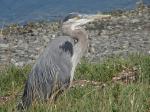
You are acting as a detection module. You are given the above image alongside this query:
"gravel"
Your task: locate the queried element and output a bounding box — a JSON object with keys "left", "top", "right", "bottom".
{"left": 0, "top": 4, "right": 150, "bottom": 67}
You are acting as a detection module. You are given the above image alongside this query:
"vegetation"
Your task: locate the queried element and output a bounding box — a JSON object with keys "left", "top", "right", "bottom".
{"left": 0, "top": 54, "right": 150, "bottom": 112}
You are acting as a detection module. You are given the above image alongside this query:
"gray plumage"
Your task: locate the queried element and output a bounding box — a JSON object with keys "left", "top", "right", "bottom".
{"left": 17, "top": 13, "right": 97, "bottom": 110}
{"left": 20, "top": 37, "right": 75, "bottom": 109}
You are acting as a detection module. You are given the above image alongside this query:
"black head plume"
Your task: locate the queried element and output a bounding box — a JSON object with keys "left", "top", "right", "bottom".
{"left": 63, "top": 12, "right": 81, "bottom": 22}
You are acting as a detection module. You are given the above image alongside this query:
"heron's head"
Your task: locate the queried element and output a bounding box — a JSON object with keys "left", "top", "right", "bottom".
{"left": 62, "top": 12, "right": 96, "bottom": 30}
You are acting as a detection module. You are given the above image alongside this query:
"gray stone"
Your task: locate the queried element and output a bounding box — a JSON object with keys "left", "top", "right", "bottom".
{"left": 0, "top": 44, "right": 9, "bottom": 48}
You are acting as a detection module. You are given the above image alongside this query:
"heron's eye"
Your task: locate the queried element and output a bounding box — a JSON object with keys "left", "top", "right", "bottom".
{"left": 73, "top": 38, "right": 78, "bottom": 44}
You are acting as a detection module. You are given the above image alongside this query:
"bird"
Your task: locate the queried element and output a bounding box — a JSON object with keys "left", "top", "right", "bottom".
{"left": 17, "top": 12, "right": 100, "bottom": 110}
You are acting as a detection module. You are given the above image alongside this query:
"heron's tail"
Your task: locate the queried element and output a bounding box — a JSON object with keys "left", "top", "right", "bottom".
{"left": 17, "top": 82, "right": 33, "bottom": 111}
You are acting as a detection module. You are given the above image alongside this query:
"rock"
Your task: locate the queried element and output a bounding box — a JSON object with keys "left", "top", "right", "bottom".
{"left": 51, "top": 34, "right": 56, "bottom": 39}
{"left": 131, "top": 19, "right": 140, "bottom": 23}
{"left": 88, "top": 47, "right": 95, "bottom": 54}
{"left": 0, "top": 44, "right": 9, "bottom": 48}
{"left": 15, "top": 62, "right": 24, "bottom": 67}
{"left": 43, "top": 36, "right": 50, "bottom": 43}
{"left": 32, "top": 29, "right": 39, "bottom": 35}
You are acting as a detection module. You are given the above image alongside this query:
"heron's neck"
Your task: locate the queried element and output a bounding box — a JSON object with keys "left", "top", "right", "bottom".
{"left": 72, "top": 28, "right": 88, "bottom": 46}
{"left": 62, "top": 25, "right": 88, "bottom": 44}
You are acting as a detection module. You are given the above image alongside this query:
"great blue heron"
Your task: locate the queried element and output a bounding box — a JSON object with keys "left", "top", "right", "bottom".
{"left": 17, "top": 13, "right": 101, "bottom": 110}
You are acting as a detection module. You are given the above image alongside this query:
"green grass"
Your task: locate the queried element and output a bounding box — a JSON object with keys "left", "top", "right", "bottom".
{"left": 0, "top": 65, "right": 31, "bottom": 96}
{"left": 0, "top": 54, "right": 150, "bottom": 112}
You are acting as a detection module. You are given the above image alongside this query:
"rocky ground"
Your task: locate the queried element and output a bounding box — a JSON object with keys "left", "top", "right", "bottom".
{"left": 0, "top": 3, "right": 150, "bottom": 67}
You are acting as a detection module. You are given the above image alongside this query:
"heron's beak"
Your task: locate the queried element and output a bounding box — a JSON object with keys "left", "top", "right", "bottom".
{"left": 82, "top": 14, "right": 111, "bottom": 22}
{"left": 74, "top": 17, "right": 94, "bottom": 27}
{"left": 70, "top": 13, "right": 111, "bottom": 30}
{"left": 75, "top": 13, "right": 111, "bottom": 26}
